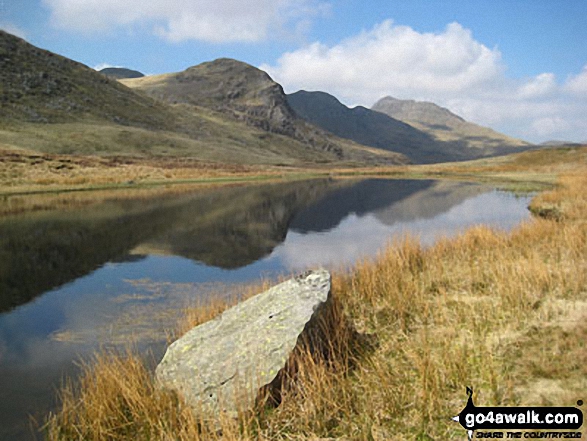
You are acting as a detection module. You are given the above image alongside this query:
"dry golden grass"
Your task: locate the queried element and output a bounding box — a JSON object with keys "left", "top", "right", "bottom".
{"left": 44, "top": 161, "right": 587, "bottom": 440}
{"left": 0, "top": 146, "right": 287, "bottom": 196}
{"left": 4, "top": 143, "right": 585, "bottom": 198}
{"left": 404, "top": 145, "right": 587, "bottom": 188}
{"left": 330, "top": 145, "right": 587, "bottom": 192}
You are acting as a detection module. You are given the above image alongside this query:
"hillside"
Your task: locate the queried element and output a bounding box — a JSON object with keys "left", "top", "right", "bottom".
{"left": 120, "top": 59, "right": 406, "bottom": 164}
{"left": 99, "top": 67, "right": 145, "bottom": 79}
{"left": 0, "top": 30, "right": 171, "bottom": 128}
{"left": 372, "top": 96, "right": 531, "bottom": 154}
{"left": 0, "top": 31, "right": 404, "bottom": 166}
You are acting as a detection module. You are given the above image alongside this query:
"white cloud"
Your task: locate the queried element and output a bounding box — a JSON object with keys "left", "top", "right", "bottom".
{"left": 264, "top": 20, "right": 587, "bottom": 143}
{"left": 0, "top": 22, "right": 27, "bottom": 39}
{"left": 517, "top": 73, "right": 558, "bottom": 99}
{"left": 531, "top": 116, "right": 572, "bottom": 138}
{"left": 566, "top": 66, "right": 587, "bottom": 96}
{"left": 42, "top": 0, "right": 328, "bottom": 43}
{"left": 263, "top": 21, "right": 504, "bottom": 104}
{"left": 93, "top": 63, "right": 120, "bottom": 71}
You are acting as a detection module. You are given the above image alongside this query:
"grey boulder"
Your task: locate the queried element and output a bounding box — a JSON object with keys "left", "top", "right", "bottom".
{"left": 155, "top": 268, "right": 333, "bottom": 418}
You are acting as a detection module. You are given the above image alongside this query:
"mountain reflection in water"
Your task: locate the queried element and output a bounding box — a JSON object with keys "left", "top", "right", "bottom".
{"left": 0, "top": 179, "right": 532, "bottom": 440}
{"left": 0, "top": 179, "right": 339, "bottom": 313}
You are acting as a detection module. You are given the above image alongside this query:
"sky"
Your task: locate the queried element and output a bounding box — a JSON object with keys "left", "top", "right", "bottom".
{"left": 1, "top": 0, "right": 587, "bottom": 143}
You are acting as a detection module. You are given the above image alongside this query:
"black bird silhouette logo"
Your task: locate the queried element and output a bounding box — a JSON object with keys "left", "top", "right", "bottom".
{"left": 452, "top": 386, "right": 476, "bottom": 440}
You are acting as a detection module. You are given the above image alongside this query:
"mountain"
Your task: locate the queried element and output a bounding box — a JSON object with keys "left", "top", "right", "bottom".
{"left": 99, "top": 67, "right": 145, "bottom": 79}
{"left": 121, "top": 58, "right": 308, "bottom": 140}
{"left": 0, "top": 31, "right": 405, "bottom": 166}
{"left": 539, "top": 140, "right": 583, "bottom": 147}
{"left": 287, "top": 91, "right": 533, "bottom": 163}
{"left": 372, "top": 96, "right": 531, "bottom": 156}
{"left": 120, "top": 59, "right": 406, "bottom": 164}
{"left": 287, "top": 90, "right": 453, "bottom": 163}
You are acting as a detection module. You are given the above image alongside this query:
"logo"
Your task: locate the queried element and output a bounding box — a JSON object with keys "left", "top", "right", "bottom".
{"left": 452, "top": 387, "right": 583, "bottom": 440}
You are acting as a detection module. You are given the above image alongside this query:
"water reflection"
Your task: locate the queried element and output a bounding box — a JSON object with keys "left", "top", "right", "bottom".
{"left": 0, "top": 179, "right": 339, "bottom": 313}
{"left": 0, "top": 179, "right": 532, "bottom": 440}
{"left": 290, "top": 179, "right": 435, "bottom": 232}
{"left": 276, "top": 187, "right": 530, "bottom": 269}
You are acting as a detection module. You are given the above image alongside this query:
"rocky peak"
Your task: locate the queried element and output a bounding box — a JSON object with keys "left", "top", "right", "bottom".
{"left": 186, "top": 59, "right": 297, "bottom": 135}
{"left": 372, "top": 96, "right": 466, "bottom": 126}
{"left": 135, "top": 58, "right": 298, "bottom": 137}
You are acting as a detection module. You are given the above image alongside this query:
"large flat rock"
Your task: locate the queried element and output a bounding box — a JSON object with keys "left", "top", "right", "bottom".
{"left": 156, "top": 268, "right": 332, "bottom": 417}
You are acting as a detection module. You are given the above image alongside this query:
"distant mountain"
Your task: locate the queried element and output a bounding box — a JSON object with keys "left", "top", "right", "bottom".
{"left": 287, "top": 91, "right": 534, "bottom": 163}
{"left": 99, "top": 67, "right": 145, "bottom": 79}
{"left": 288, "top": 90, "right": 452, "bottom": 163}
{"left": 372, "top": 96, "right": 531, "bottom": 155}
{"left": 539, "top": 140, "right": 583, "bottom": 147}
{"left": 120, "top": 59, "right": 407, "bottom": 164}
{"left": 0, "top": 32, "right": 404, "bottom": 166}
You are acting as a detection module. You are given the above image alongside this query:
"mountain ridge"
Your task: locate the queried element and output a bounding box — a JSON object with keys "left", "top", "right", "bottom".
{"left": 122, "top": 58, "right": 301, "bottom": 138}
{"left": 288, "top": 91, "right": 534, "bottom": 163}
{"left": 288, "top": 90, "right": 449, "bottom": 163}
{"left": 0, "top": 31, "right": 405, "bottom": 166}
{"left": 120, "top": 58, "right": 407, "bottom": 164}
{"left": 1, "top": 29, "right": 534, "bottom": 167}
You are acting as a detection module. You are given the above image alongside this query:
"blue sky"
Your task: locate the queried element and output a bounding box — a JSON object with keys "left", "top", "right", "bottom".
{"left": 2, "top": 0, "right": 587, "bottom": 143}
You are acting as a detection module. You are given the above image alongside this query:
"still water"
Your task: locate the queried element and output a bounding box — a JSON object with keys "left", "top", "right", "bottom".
{"left": 0, "top": 178, "right": 532, "bottom": 439}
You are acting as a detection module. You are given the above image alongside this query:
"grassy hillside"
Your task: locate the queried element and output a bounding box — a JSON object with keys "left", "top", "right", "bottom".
{"left": 0, "top": 32, "right": 405, "bottom": 168}
{"left": 409, "top": 144, "right": 587, "bottom": 191}
{"left": 0, "top": 31, "right": 171, "bottom": 128}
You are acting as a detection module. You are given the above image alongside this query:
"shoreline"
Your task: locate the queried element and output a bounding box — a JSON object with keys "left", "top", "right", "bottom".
{"left": 3, "top": 145, "right": 580, "bottom": 198}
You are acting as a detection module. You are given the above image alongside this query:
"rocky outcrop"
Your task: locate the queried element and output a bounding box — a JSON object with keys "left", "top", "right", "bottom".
{"left": 155, "top": 269, "right": 337, "bottom": 418}
{"left": 168, "top": 58, "right": 299, "bottom": 137}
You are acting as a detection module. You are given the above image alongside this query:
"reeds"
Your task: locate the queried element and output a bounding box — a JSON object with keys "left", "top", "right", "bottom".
{"left": 45, "top": 169, "right": 587, "bottom": 440}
